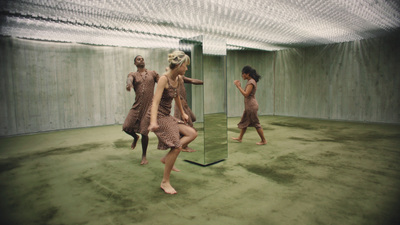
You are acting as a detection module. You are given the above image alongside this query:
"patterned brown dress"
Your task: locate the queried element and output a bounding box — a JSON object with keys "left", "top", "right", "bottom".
{"left": 237, "top": 79, "right": 261, "bottom": 129}
{"left": 143, "top": 76, "right": 185, "bottom": 150}
{"left": 174, "top": 76, "right": 196, "bottom": 127}
{"left": 123, "top": 70, "right": 159, "bottom": 136}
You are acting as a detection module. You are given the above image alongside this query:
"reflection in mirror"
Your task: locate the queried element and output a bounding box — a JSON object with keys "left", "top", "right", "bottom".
{"left": 181, "top": 36, "right": 228, "bottom": 166}
{"left": 179, "top": 37, "right": 205, "bottom": 165}
{"left": 204, "top": 113, "right": 227, "bottom": 164}
{"left": 203, "top": 53, "right": 227, "bottom": 165}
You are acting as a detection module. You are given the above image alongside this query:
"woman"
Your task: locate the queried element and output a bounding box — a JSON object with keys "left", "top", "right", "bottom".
{"left": 147, "top": 51, "right": 198, "bottom": 195}
{"left": 174, "top": 75, "right": 203, "bottom": 128}
{"left": 232, "top": 65, "right": 267, "bottom": 145}
{"left": 174, "top": 74, "right": 203, "bottom": 152}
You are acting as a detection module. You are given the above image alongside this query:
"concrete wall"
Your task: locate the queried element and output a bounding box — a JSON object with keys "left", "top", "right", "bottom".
{"left": 1, "top": 32, "right": 399, "bottom": 136}
{"left": 0, "top": 37, "right": 171, "bottom": 136}
{"left": 226, "top": 33, "right": 400, "bottom": 124}
{"left": 274, "top": 33, "right": 400, "bottom": 123}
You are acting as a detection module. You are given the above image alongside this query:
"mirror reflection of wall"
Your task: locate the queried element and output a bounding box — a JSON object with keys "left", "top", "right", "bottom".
{"left": 202, "top": 36, "right": 228, "bottom": 165}
{"left": 203, "top": 54, "right": 227, "bottom": 165}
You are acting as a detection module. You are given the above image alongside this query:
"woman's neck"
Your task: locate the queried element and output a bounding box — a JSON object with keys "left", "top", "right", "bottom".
{"left": 168, "top": 71, "right": 178, "bottom": 80}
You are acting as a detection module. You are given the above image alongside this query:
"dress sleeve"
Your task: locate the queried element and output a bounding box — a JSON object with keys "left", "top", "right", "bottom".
{"left": 127, "top": 72, "right": 135, "bottom": 85}
{"left": 249, "top": 79, "right": 256, "bottom": 87}
{"left": 153, "top": 71, "right": 160, "bottom": 82}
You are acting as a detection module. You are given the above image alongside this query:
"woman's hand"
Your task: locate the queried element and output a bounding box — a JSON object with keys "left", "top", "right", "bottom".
{"left": 148, "top": 122, "right": 159, "bottom": 132}
{"left": 234, "top": 80, "right": 241, "bottom": 87}
{"left": 182, "top": 113, "right": 189, "bottom": 123}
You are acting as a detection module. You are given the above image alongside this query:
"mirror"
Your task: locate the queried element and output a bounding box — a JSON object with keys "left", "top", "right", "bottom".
{"left": 203, "top": 50, "right": 227, "bottom": 165}
{"left": 179, "top": 37, "right": 205, "bottom": 165}
{"left": 181, "top": 36, "right": 228, "bottom": 166}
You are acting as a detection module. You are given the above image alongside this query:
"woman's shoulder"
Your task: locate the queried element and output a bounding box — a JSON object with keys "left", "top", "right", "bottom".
{"left": 248, "top": 79, "right": 257, "bottom": 85}
{"left": 157, "top": 74, "right": 168, "bottom": 86}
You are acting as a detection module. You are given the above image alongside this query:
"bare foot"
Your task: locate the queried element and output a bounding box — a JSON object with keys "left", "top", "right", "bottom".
{"left": 171, "top": 166, "right": 180, "bottom": 172}
{"left": 131, "top": 134, "right": 140, "bottom": 149}
{"left": 160, "top": 182, "right": 177, "bottom": 195}
{"left": 140, "top": 158, "right": 148, "bottom": 165}
{"left": 160, "top": 158, "right": 180, "bottom": 172}
{"left": 182, "top": 147, "right": 196, "bottom": 152}
{"left": 232, "top": 137, "right": 242, "bottom": 142}
{"left": 256, "top": 140, "right": 267, "bottom": 145}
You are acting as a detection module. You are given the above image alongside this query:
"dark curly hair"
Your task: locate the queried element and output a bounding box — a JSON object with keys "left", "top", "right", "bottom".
{"left": 242, "top": 65, "right": 261, "bottom": 82}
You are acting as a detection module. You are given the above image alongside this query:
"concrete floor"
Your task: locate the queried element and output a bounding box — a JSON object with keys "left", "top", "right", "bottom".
{"left": 0, "top": 116, "right": 399, "bottom": 225}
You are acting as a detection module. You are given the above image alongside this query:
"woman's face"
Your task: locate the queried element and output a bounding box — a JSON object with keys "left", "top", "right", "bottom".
{"left": 242, "top": 72, "right": 250, "bottom": 80}
{"left": 177, "top": 62, "right": 188, "bottom": 75}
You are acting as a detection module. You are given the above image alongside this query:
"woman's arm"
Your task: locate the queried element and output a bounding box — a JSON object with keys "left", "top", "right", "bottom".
{"left": 234, "top": 80, "right": 253, "bottom": 97}
{"left": 174, "top": 83, "right": 189, "bottom": 122}
{"left": 183, "top": 75, "right": 203, "bottom": 85}
{"left": 148, "top": 75, "right": 167, "bottom": 131}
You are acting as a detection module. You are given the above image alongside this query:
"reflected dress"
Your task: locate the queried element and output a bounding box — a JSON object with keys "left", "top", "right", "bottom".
{"left": 174, "top": 76, "right": 196, "bottom": 127}
{"left": 143, "top": 76, "right": 185, "bottom": 150}
{"left": 122, "top": 70, "right": 159, "bottom": 136}
{"left": 237, "top": 79, "right": 261, "bottom": 129}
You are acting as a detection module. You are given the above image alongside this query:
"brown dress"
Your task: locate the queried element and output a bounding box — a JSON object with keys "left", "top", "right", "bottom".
{"left": 122, "top": 69, "right": 159, "bottom": 136}
{"left": 237, "top": 79, "right": 261, "bottom": 129}
{"left": 143, "top": 76, "right": 185, "bottom": 150}
{"left": 174, "top": 76, "right": 196, "bottom": 127}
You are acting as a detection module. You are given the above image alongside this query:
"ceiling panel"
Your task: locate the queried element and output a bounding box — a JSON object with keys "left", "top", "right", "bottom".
{"left": 1, "top": 0, "right": 399, "bottom": 51}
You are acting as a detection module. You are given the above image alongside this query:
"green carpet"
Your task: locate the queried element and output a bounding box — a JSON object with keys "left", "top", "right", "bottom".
{"left": 0, "top": 116, "right": 399, "bottom": 225}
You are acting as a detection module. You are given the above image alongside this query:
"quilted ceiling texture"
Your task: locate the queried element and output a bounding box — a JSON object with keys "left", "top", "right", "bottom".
{"left": 1, "top": 0, "right": 399, "bottom": 51}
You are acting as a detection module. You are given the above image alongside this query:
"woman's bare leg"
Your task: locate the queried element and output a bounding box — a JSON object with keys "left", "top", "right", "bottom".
{"left": 161, "top": 154, "right": 180, "bottom": 172}
{"left": 160, "top": 124, "right": 197, "bottom": 194}
{"left": 182, "top": 146, "right": 196, "bottom": 152}
{"left": 178, "top": 124, "right": 198, "bottom": 147}
{"left": 161, "top": 124, "right": 197, "bottom": 170}
{"left": 160, "top": 147, "right": 181, "bottom": 194}
{"left": 181, "top": 140, "right": 196, "bottom": 152}
{"left": 256, "top": 127, "right": 267, "bottom": 145}
{"left": 232, "top": 128, "right": 247, "bottom": 142}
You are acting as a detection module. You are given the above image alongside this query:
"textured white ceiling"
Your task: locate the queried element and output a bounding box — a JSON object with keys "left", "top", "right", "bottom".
{"left": 1, "top": 0, "right": 399, "bottom": 51}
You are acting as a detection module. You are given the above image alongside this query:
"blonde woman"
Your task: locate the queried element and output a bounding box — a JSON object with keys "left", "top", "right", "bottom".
{"left": 147, "top": 51, "right": 198, "bottom": 194}
{"left": 174, "top": 74, "right": 203, "bottom": 152}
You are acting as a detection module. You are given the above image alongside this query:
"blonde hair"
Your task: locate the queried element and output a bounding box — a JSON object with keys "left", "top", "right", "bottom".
{"left": 168, "top": 50, "right": 190, "bottom": 69}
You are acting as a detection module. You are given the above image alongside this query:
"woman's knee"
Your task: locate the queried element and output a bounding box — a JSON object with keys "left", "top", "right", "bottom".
{"left": 189, "top": 129, "right": 198, "bottom": 140}
{"left": 172, "top": 147, "right": 182, "bottom": 153}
